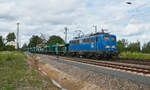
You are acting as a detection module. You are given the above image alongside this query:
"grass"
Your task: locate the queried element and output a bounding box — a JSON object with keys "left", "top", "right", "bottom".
{"left": 0, "top": 51, "right": 60, "bottom": 90}
{"left": 119, "top": 51, "right": 150, "bottom": 59}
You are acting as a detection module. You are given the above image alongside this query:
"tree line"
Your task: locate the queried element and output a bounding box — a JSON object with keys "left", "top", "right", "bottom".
{"left": 117, "top": 39, "right": 150, "bottom": 53}
{"left": 22, "top": 35, "right": 64, "bottom": 51}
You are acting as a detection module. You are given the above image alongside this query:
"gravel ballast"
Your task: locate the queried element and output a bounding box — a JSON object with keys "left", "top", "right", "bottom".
{"left": 36, "top": 54, "right": 150, "bottom": 90}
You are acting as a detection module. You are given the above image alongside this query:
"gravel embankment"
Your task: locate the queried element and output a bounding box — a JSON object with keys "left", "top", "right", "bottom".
{"left": 36, "top": 54, "right": 150, "bottom": 90}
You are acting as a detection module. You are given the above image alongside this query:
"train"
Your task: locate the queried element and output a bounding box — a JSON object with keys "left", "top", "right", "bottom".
{"left": 27, "top": 31, "right": 119, "bottom": 59}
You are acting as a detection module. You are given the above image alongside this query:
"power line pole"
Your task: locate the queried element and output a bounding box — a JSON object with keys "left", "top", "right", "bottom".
{"left": 93, "top": 25, "right": 97, "bottom": 33}
{"left": 64, "top": 27, "right": 68, "bottom": 43}
{"left": 17, "top": 22, "right": 19, "bottom": 49}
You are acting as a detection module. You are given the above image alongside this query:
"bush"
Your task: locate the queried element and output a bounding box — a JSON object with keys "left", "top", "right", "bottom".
{"left": 4, "top": 45, "right": 15, "bottom": 51}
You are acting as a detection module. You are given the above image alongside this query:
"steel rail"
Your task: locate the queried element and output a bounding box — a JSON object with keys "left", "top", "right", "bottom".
{"left": 59, "top": 56, "right": 150, "bottom": 75}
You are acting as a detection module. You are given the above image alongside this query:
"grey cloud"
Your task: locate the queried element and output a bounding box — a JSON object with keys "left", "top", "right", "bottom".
{"left": 0, "top": 14, "right": 17, "bottom": 21}
{"left": 122, "top": 31, "right": 144, "bottom": 37}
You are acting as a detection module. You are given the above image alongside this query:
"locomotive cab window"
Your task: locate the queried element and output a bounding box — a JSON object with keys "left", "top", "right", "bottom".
{"left": 91, "top": 38, "right": 94, "bottom": 42}
{"left": 111, "top": 37, "right": 115, "bottom": 41}
{"left": 104, "top": 36, "right": 109, "bottom": 41}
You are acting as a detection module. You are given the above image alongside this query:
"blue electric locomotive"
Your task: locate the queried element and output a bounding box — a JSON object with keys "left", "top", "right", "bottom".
{"left": 68, "top": 32, "right": 119, "bottom": 58}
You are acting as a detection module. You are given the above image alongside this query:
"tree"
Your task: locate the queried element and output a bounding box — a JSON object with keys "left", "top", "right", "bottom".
{"left": 0, "top": 36, "right": 4, "bottom": 51}
{"left": 127, "top": 40, "right": 141, "bottom": 52}
{"left": 40, "top": 33, "right": 47, "bottom": 44}
{"left": 6, "top": 32, "right": 16, "bottom": 42}
{"left": 28, "top": 35, "right": 43, "bottom": 47}
{"left": 47, "top": 35, "right": 64, "bottom": 45}
{"left": 142, "top": 41, "right": 150, "bottom": 53}
{"left": 22, "top": 43, "right": 28, "bottom": 51}
{"left": 117, "top": 39, "right": 128, "bottom": 52}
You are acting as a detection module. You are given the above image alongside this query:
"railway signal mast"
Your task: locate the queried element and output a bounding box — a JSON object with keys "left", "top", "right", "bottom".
{"left": 64, "top": 27, "right": 68, "bottom": 43}
{"left": 16, "top": 22, "right": 20, "bottom": 49}
{"left": 93, "top": 25, "right": 97, "bottom": 33}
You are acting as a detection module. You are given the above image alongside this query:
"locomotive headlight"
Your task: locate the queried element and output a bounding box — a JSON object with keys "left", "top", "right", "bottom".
{"left": 105, "top": 46, "right": 110, "bottom": 48}
{"left": 112, "top": 46, "right": 116, "bottom": 48}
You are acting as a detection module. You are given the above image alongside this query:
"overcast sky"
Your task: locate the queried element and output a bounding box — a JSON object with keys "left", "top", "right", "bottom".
{"left": 0, "top": 0, "right": 150, "bottom": 47}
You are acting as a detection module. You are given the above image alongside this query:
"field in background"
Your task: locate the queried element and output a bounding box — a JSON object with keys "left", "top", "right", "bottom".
{"left": 119, "top": 51, "right": 150, "bottom": 59}
{"left": 0, "top": 51, "right": 59, "bottom": 90}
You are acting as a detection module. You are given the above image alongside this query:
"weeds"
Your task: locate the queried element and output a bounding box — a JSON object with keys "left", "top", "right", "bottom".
{"left": 120, "top": 51, "right": 150, "bottom": 59}
{"left": 0, "top": 51, "right": 59, "bottom": 90}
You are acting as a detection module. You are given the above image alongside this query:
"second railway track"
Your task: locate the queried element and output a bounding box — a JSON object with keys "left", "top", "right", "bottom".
{"left": 111, "top": 58, "right": 150, "bottom": 66}
{"left": 53, "top": 56, "right": 150, "bottom": 75}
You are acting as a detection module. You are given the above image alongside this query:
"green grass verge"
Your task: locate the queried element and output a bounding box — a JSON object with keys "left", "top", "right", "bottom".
{"left": 119, "top": 51, "right": 150, "bottom": 59}
{"left": 0, "top": 51, "right": 60, "bottom": 90}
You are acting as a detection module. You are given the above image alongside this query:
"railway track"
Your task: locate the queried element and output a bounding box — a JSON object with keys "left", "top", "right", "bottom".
{"left": 61, "top": 55, "right": 150, "bottom": 66}
{"left": 56, "top": 56, "right": 150, "bottom": 75}
{"left": 43, "top": 53, "right": 150, "bottom": 66}
{"left": 112, "top": 58, "right": 150, "bottom": 66}
{"left": 37, "top": 52, "right": 150, "bottom": 66}
{"left": 35, "top": 53, "right": 150, "bottom": 75}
